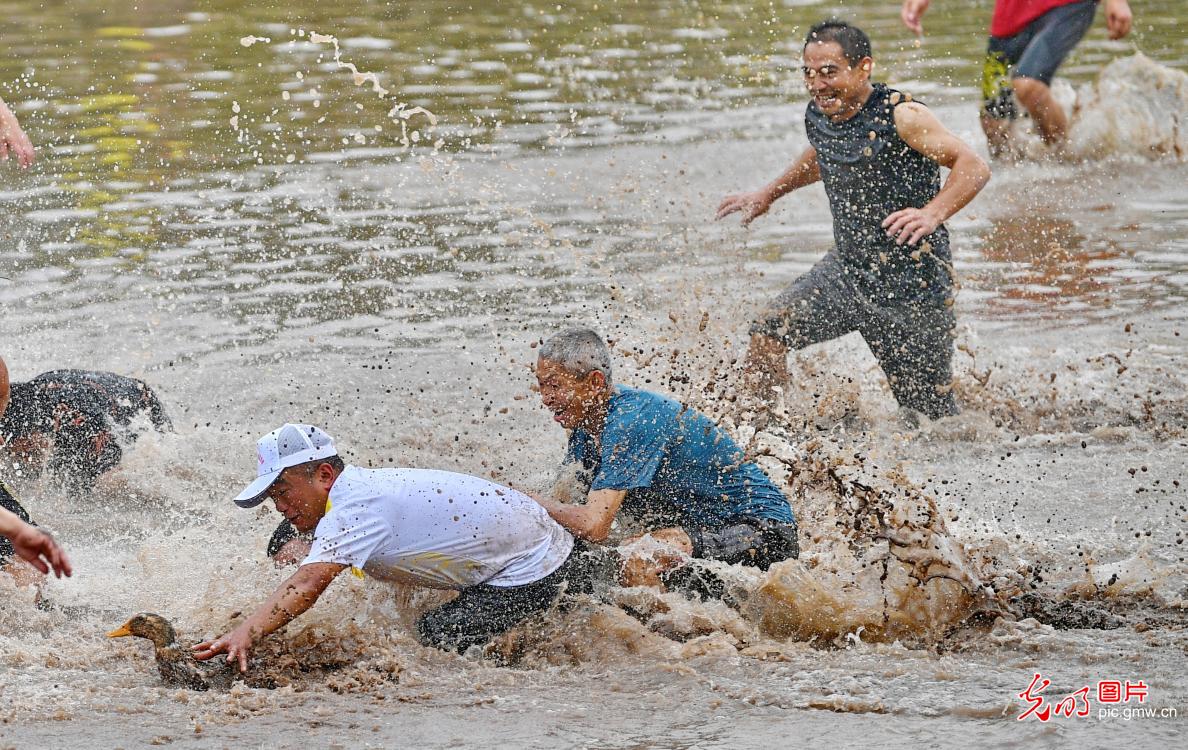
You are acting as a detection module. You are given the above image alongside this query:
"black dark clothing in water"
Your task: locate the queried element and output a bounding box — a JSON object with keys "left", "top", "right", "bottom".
{"left": 0, "top": 370, "right": 171, "bottom": 490}
{"left": 752, "top": 83, "right": 959, "bottom": 419}
{"left": 416, "top": 540, "right": 595, "bottom": 654}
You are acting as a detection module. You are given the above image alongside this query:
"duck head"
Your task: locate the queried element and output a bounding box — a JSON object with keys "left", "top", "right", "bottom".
{"left": 108, "top": 613, "right": 179, "bottom": 649}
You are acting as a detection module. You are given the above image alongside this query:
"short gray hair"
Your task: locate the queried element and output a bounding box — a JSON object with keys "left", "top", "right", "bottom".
{"left": 539, "top": 327, "right": 613, "bottom": 384}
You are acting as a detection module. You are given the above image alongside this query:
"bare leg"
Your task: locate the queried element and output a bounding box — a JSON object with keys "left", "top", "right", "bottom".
{"left": 93, "top": 468, "right": 132, "bottom": 497}
{"left": 1012, "top": 77, "right": 1068, "bottom": 145}
{"left": 979, "top": 111, "right": 1013, "bottom": 159}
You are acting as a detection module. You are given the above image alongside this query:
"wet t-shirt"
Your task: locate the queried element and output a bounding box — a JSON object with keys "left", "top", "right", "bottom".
{"left": 565, "top": 386, "right": 794, "bottom": 531}
{"left": 806, "top": 83, "right": 952, "bottom": 304}
{"left": 302, "top": 466, "right": 574, "bottom": 589}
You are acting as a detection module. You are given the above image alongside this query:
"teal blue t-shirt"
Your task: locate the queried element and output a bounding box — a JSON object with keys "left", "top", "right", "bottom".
{"left": 565, "top": 386, "right": 794, "bottom": 530}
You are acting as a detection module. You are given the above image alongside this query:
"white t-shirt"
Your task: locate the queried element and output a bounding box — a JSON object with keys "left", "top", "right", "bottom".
{"left": 302, "top": 466, "right": 574, "bottom": 589}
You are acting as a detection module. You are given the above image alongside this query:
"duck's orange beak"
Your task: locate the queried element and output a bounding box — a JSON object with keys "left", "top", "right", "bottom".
{"left": 107, "top": 622, "right": 133, "bottom": 638}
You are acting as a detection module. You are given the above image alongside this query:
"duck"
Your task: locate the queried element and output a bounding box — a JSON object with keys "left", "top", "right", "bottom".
{"left": 108, "top": 612, "right": 240, "bottom": 691}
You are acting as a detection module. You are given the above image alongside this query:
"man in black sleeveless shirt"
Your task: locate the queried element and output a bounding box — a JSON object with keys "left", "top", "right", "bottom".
{"left": 717, "top": 20, "right": 990, "bottom": 421}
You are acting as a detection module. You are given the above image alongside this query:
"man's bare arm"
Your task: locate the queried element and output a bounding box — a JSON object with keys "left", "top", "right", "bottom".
{"left": 192, "top": 562, "right": 345, "bottom": 671}
{"left": 883, "top": 102, "right": 990, "bottom": 246}
{"left": 535, "top": 488, "right": 628, "bottom": 542}
{"left": 715, "top": 146, "right": 820, "bottom": 227}
{"left": 0, "top": 507, "right": 72, "bottom": 578}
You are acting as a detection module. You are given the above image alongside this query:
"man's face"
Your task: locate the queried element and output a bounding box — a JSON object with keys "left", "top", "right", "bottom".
{"left": 535, "top": 357, "right": 607, "bottom": 431}
{"left": 802, "top": 41, "right": 872, "bottom": 119}
{"left": 267, "top": 465, "right": 334, "bottom": 532}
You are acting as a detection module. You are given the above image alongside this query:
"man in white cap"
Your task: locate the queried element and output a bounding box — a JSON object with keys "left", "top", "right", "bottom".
{"left": 193, "top": 424, "right": 589, "bottom": 669}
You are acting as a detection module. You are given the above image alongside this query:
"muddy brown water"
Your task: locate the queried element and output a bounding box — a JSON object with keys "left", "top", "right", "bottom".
{"left": 1, "top": 1, "right": 1185, "bottom": 747}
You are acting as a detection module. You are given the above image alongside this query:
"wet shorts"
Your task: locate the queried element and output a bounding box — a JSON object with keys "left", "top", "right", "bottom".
{"left": 750, "top": 251, "right": 958, "bottom": 420}
{"left": 686, "top": 518, "right": 799, "bottom": 570}
{"left": 982, "top": 0, "right": 1097, "bottom": 119}
{"left": 416, "top": 540, "right": 595, "bottom": 654}
{"left": 0, "top": 481, "right": 35, "bottom": 566}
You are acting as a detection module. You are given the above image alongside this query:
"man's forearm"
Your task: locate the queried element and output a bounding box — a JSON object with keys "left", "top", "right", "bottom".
{"left": 924, "top": 151, "right": 989, "bottom": 224}
{"left": 241, "top": 564, "right": 341, "bottom": 639}
{"left": 764, "top": 148, "right": 820, "bottom": 202}
{"left": 536, "top": 496, "right": 604, "bottom": 540}
{"left": 535, "top": 488, "right": 626, "bottom": 542}
{"left": 0, "top": 507, "right": 22, "bottom": 537}
{"left": 0, "top": 98, "right": 18, "bottom": 132}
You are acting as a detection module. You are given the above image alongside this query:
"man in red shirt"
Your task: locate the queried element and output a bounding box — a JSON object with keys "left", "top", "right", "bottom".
{"left": 901, "top": 0, "right": 1133, "bottom": 156}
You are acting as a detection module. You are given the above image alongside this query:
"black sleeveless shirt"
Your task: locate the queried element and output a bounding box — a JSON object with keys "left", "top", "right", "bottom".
{"left": 806, "top": 83, "right": 952, "bottom": 302}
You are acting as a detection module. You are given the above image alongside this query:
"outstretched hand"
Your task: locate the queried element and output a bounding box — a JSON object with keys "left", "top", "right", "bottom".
{"left": 192, "top": 624, "right": 254, "bottom": 673}
{"left": 8, "top": 523, "right": 73, "bottom": 578}
{"left": 715, "top": 190, "right": 774, "bottom": 227}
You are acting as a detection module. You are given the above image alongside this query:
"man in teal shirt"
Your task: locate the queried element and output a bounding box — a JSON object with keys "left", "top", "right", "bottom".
{"left": 533, "top": 328, "right": 798, "bottom": 586}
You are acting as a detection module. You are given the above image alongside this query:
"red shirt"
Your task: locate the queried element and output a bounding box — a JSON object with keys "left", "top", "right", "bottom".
{"left": 991, "top": 0, "right": 1089, "bottom": 38}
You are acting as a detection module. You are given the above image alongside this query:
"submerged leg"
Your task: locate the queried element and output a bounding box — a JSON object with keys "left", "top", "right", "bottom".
{"left": 416, "top": 575, "right": 566, "bottom": 654}
{"left": 745, "top": 252, "right": 858, "bottom": 420}
{"left": 863, "top": 304, "right": 959, "bottom": 421}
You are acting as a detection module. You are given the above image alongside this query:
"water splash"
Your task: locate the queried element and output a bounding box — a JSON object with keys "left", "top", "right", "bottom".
{"left": 1066, "top": 53, "right": 1188, "bottom": 161}
{"left": 237, "top": 29, "right": 438, "bottom": 149}
{"left": 1010, "top": 53, "right": 1188, "bottom": 161}
{"left": 745, "top": 429, "right": 1000, "bottom": 643}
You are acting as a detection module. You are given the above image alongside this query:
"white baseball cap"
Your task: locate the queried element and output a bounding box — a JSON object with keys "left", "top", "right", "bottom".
{"left": 234, "top": 423, "right": 338, "bottom": 508}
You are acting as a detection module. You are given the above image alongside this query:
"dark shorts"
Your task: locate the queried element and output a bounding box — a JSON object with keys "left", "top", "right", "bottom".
{"left": 0, "top": 481, "right": 35, "bottom": 566}
{"left": 982, "top": 0, "right": 1097, "bottom": 119}
{"left": 687, "top": 518, "right": 799, "bottom": 570}
{"left": 416, "top": 540, "right": 595, "bottom": 654}
{"left": 750, "top": 252, "right": 958, "bottom": 419}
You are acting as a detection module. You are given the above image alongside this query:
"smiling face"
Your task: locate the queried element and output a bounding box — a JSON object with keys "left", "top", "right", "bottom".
{"left": 802, "top": 40, "right": 873, "bottom": 121}
{"left": 267, "top": 463, "right": 336, "bottom": 532}
{"left": 535, "top": 357, "right": 610, "bottom": 432}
